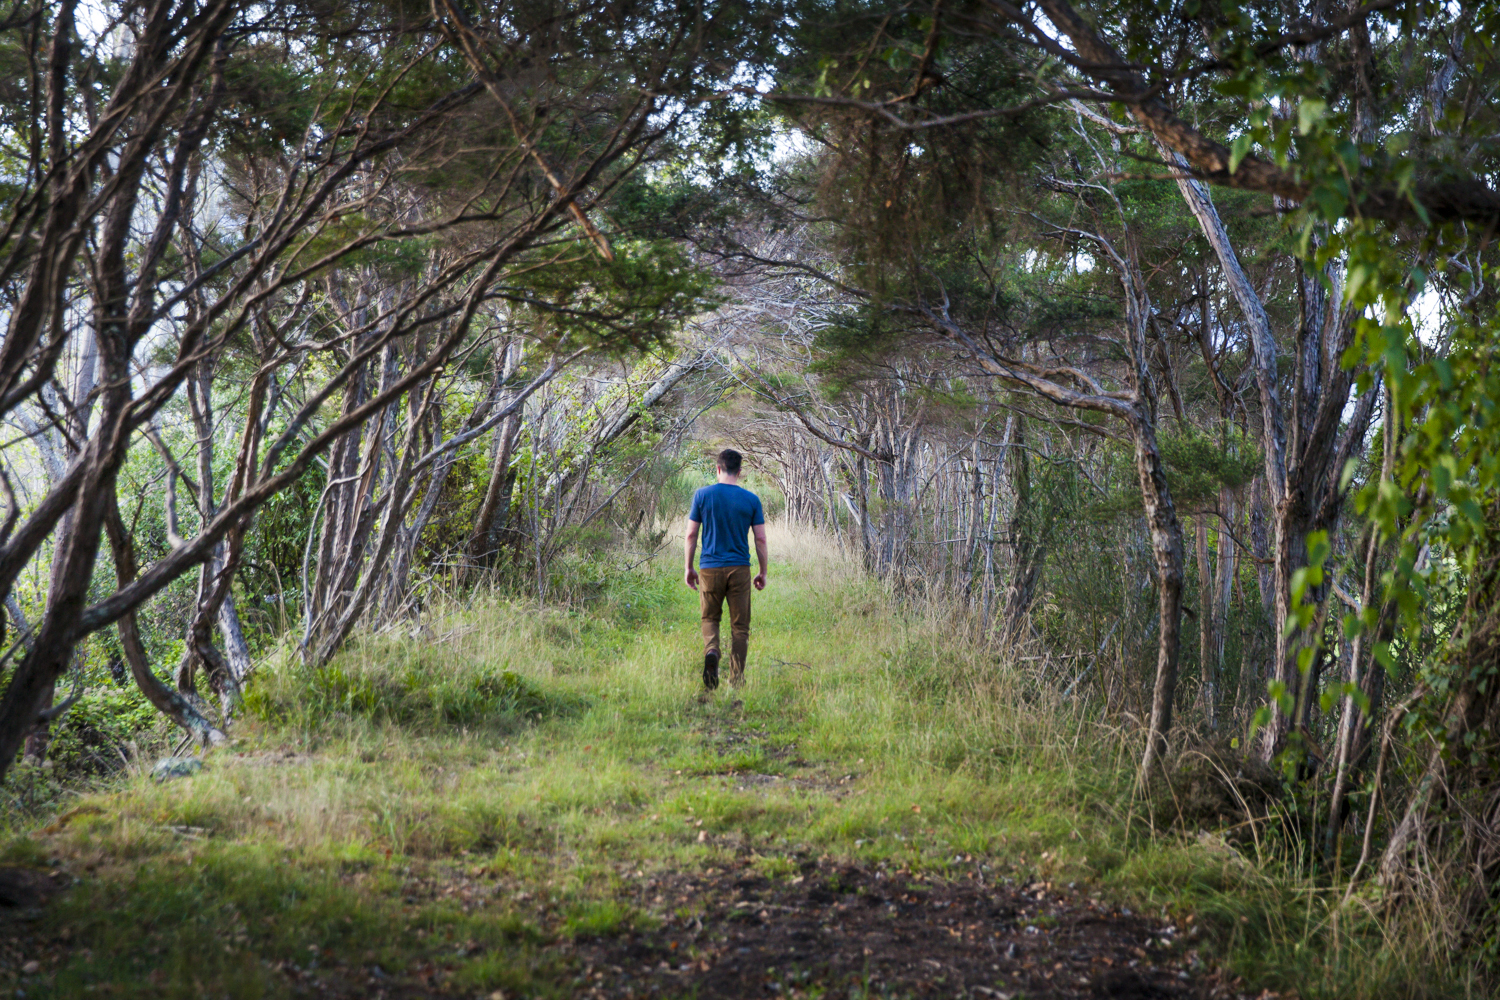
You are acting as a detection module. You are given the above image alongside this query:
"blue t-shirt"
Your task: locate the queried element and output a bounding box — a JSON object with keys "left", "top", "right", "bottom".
{"left": 689, "top": 484, "right": 765, "bottom": 568}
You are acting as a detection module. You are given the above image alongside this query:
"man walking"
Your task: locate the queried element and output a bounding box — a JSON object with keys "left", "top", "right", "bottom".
{"left": 684, "top": 449, "right": 768, "bottom": 690}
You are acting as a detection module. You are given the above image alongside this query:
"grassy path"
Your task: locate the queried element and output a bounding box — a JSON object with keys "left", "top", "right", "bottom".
{"left": 0, "top": 528, "right": 1265, "bottom": 999}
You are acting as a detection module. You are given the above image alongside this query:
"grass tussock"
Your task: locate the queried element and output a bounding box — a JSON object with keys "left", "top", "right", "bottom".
{"left": 0, "top": 523, "right": 1484, "bottom": 999}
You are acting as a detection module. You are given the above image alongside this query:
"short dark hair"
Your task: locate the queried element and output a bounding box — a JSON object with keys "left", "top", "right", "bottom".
{"left": 716, "top": 448, "right": 743, "bottom": 475}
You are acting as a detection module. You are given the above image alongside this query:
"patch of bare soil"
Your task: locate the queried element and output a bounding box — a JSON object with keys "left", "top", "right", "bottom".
{"left": 0, "top": 856, "right": 1281, "bottom": 1000}
{"left": 0, "top": 866, "right": 59, "bottom": 911}
{"left": 0, "top": 866, "right": 66, "bottom": 988}
{"left": 568, "top": 859, "right": 1267, "bottom": 1000}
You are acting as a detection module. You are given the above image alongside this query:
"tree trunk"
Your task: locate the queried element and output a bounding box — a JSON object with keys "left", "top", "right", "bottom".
{"left": 1135, "top": 409, "right": 1187, "bottom": 783}
{"left": 104, "top": 498, "right": 227, "bottom": 747}
{"left": 1196, "top": 515, "right": 1217, "bottom": 729}
{"left": 1213, "top": 491, "right": 1236, "bottom": 713}
{"left": 0, "top": 313, "right": 137, "bottom": 778}
{"left": 173, "top": 357, "right": 247, "bottom": 716}
{"left": 854, "top": 450, "right": 874, "bottom": 574}
{"left": 386, "top": 415, "right": 449, "bottom": 618}
{"left": 964, "top": 458, "right": 983, "bottom": 599}
{"left": 1326, "top": 385, "right": 1400, "bottom": 858}
{"left": 1162, "top": 147, "right": 1363, "bottom": 763}
{"left": 307, "top": 358, "right": 369, "bottom": 627}
{"left": 467, "top": 408, "right": 525, "bottom": 568}
{"left": 1002, "top": 416, "right": 1043, "bottom": 644}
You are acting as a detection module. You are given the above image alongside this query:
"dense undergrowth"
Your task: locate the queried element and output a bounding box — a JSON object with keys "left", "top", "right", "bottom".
{"left": 0, "top": 525, "right": 1481, "bottom": 999}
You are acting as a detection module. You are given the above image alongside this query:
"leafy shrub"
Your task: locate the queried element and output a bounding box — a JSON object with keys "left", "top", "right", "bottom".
{"left": 44, "top": 682, "right": 165, "bottom": 775}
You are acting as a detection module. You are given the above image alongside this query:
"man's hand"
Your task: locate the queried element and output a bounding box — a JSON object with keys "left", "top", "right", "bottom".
{"left": 752, "top": 523, "right": 768, "bottom": 592}
{"left": 685, "top": 520, "right": 701, "bottom": 591}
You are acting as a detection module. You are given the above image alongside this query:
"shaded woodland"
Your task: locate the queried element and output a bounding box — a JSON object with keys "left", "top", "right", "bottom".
{"left": 6, "top": 0, "right": 1500, "bottom": 986}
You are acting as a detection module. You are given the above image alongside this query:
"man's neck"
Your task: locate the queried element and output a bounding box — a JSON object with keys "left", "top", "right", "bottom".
{"left": 716, "top": 471, "right": 739, "bottom": 486}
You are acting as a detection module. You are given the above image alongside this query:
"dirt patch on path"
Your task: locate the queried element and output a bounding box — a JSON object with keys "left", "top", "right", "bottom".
{"left": 0, "top": 867, "right": 67, "bottom": 994}
{"left": 570, "top": 858, "right": 1257, "bottom": 1000}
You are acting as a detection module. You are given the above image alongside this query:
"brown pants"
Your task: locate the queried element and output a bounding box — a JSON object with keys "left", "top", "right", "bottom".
{"left": 699, "top": 565, "right": 752, "bottom": 685}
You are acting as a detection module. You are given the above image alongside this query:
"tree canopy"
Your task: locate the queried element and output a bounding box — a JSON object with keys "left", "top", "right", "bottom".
{"left": 6, "top": 0, "right": 1500, "bottom": 986}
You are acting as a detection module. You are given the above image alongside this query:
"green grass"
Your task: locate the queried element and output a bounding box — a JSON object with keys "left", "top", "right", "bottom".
{"left": 0, "top": 525, "right": 1482, "bottom": 998}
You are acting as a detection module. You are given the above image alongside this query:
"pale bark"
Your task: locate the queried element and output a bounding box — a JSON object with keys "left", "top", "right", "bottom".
{"left": 1002, "top": 417, "right": 1043, "bottom": 643}
{"left": 467, "top": 408, "right": 525, "bottom": 566}
{"left": 1196, "top": 516, "right": 1217, "bottom": 729}
{"left": 1135, "top": 412, "right": 1186, "bottom": 781}
{"left": 1158, "top": 134, "right": 1377, "bottom": 762}
{"left": 1212, "top": 492, "right": 1236, "bottom": 712}
{"left": 964, "top": 459, "right": 983, "bottom": 599}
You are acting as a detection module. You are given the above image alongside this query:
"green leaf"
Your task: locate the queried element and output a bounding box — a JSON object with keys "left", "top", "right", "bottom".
{"left": 1297, "top": 98, "right": 1328, "bottom": 135}
{"left": 1340, "top": 456, "right": 1360, "bottom": 492}
{"left": 1433, "top": 455, "right": 1454, "bottom": 497}
{"left": 1312, "top": 184, "right": 1347, "bottom": 221}
{"left": 1297, "top": 646, "right": 1316, "bottom": 674}
{"left": 1459, "top": 497, "right": 1485, "bottom": 529}
{"left": 1289, "top": 567, "right": 1311, "bottom": 605}
{"left": 1346, "top": 263, "right": 1372, "bottom": 304}
{"left": 1373, "top": 642, "right": 1395, "bottom": 675}
{"left": 1432, "top": 356, "right": 1455, "bottom": 390}
{"left": 1229, "top": 133, "right": 1252, "bottom": 174}
{"left": 1307, "top": 530, "right": 1330, "bottom": 565}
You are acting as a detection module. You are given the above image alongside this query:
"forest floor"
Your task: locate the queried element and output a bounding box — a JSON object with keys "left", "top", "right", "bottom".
{"left": 1, "top": 528, "right": 1310, "bottom": 999}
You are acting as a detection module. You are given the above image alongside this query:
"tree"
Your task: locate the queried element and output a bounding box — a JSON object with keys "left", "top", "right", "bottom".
{"left": 756, "top": 0, "right": 1500, "bottom": 935}
{"left": 0, "top": 0, "right": 773, "bottom": 781}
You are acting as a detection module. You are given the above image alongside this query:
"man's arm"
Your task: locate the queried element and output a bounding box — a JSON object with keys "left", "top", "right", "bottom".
{"left": 684, "top": 519, "right": 701, "bottom": 590}
{"left": 752, "top": 523, "right": 769, "bottom": 591}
